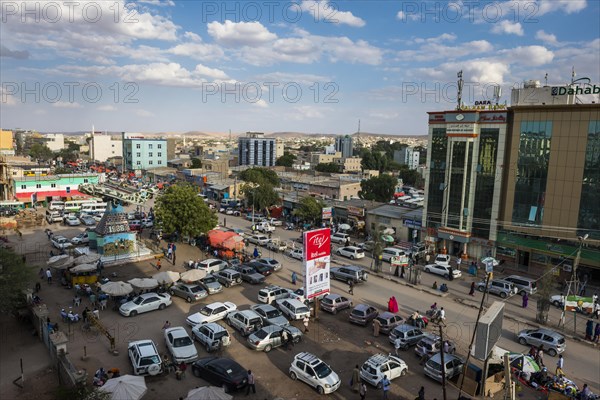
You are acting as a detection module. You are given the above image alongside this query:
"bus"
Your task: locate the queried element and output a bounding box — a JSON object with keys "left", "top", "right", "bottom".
{"left": 80, "top": 202, "right": 108, "bottom": 215}
{"left": 64, "top": 199, "right": 101, "bottom": 213}
{"left": 0, "top": 200, "right": 25, "bottom": 211}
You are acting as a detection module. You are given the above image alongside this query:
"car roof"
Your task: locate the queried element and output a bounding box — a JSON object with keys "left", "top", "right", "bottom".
{"left": 129, "top": 340, "right": 158, "bottom": 356}
{"left": 429, "top": 352, "right": 462, "bottom": 363}
{"left": 365, "top": 353, "right": 402, "bottom": 367}
{"left": 353, "top": 304, "right": 374, "bottom": 311}
{"left": 324, "top": 293, "right": 343, "bottom": 300}
{"left": 377, "top": 311, "right": 398, "bottom": 319}
{"left": 532, "top": 328, "right": 563, "bottom": 337}
{"left": 252, "top": 303, "right": 276, "bottom": 311}
{"left": 165, "top": 327, "right": 189, "bottom": 338}
{"left": 393, "top": 324, "right": 419, "bottom": 333}
{"left": 236, "top": 309, "right": 260, "bottom": 318}
{"left": 137, "top": 292, "right": 162, "bottom": 299}
{"left": 294, "top": 352, "right": 324, "bottom": 366}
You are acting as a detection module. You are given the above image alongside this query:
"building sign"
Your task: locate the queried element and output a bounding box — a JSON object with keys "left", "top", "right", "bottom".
{"left": 479, "top": 113, "right": 507, "bottom": 123}
{"left": 321, "top": 207, "right": 332, "bottom": 220}
{"left": 552, "top": 85, "right": 599, "bottom": 96}
{"left": 403, "top": 219, "right": 422, "bottom": 228}
{"left": 447, "top": 123, "right": 476, "bottom": 135}
{"left": 475, "top": 100, "right": 492, "bottom": 106}
{"left": 303, "top": 228, "right": 331, "bottom": 300}
{"left": 347, "top": 206, "right": 364, "bottom": 217}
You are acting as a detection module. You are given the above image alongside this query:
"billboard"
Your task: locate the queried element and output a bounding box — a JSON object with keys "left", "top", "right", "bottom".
{"left": 303, "top": 228, "right": 331, "bottom": 300}
{"left": 472, "top": 301, "right": 504, "bottom": 361}
{"left": 321, "top": 207, "right": 332, "bottom": 220}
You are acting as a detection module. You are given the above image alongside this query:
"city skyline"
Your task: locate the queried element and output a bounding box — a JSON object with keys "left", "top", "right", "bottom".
{"left": 1, "top": 0, "right": 599, "bottom": 134}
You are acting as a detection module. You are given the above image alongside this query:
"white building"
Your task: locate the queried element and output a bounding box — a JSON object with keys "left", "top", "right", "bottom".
{"left": 394, "top": 147, "right": 420, "bottom": 170}
{"left": 45, "top": 134, "right": 64, "bottom": 152}
{"left": 89, "top": 131, "right": 123, "bottom": 162}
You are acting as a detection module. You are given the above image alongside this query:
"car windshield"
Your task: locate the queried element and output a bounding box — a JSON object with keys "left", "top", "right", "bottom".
{"left": 322, "top": 298, "right": 333, "bottom": 305}
{"left": 173, "top": 337, "right": 193, "bottom": 347}
{"left": 200, "top": 307, "right": 213, "bottom": 316}
{"left": 254, "top": 329, "right": 269, "bottom": 339}
{"left": 140, "top": 355, "right": 160, "bottom": 366}
{"left": 297, "top": 306, "right": 309, "bottom": 313}
{"left": 203, "top": 277, "right": 217, "bottom": 284}
{"left": 428, "top": 359, "right": 442, "bottom": 371}
{"left": 190, "top": 286, "right": 204, "bottom": 293}
{"left": 265, "top": 309, "right": 282, "bottom": 318}
{"left": 133, "top": 297, "right": 144, "bottom": 305}
{"left": 314, "top": 361, "right": 332, "bottom": 379}
{"left": 351, "top": 310, "right": 365, "bottom": 316}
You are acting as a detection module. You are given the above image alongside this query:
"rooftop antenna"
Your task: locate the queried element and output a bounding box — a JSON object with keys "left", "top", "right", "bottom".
{"left": 493, "top": 85, "right": 502, "bottom": 105}
{"left": 571, "top": 66, "right": 576, "bottom": 85}
{"left": 457, "top": 70, "right": 464, "bottom": 110}
{"left": 229, "top": 129, "right": 231, "bottom": 142}
{"left": 92, "top": 125, "right": 95, "bottom": 136}
{"left": 544, "top": 73, "right": 548, "bottom": 86}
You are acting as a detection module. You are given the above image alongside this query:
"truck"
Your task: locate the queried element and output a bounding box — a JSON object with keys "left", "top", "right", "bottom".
{"left": 254, "top": 221, "right": 275, "bottom": 233}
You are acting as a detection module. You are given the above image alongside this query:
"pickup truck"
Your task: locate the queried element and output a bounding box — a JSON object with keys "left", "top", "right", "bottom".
{"left": 254, "top": 221, "right": 275, "bottom": 233}
{"left": 261, "top": 218, "right": 283, "bottom": 227}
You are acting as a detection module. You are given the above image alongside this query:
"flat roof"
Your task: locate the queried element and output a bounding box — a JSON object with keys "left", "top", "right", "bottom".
{"left": 367, "top": 204, "right": 422, "bottom": 220}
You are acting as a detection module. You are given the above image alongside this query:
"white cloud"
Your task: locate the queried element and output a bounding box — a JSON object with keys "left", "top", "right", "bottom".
{"left": 193, "top": 64, "right": 229, "bottom": 80}
{"left": 97, "top": 105, "right": 117, "bottom": 112}
{"left": 395, "top": 40, "right": 492, "bottom": 62}
{"left": 136, "top": 109, "right": 154, "bottom": 117}
{"left": 500, "top": 46, "right": 554, "bottom": 66}
{"left": 167, "top": 42, "right": 225, "bottom": 61}
{"left": 396, "top": 10, "right": 419, "bottom": 21}
{"left": 289, "top": 105, "right": 326, "bottom": 120}
{"left": 301, "top": 1, "right": 366, "bottom": 27}
{"left": 369, "top": 111, "right": 399, "bottom": 120}
{"left": 183, "top": 32, "right": 202, "bottom": 42}
{"left": 414, "top": 33, "right": 457, "bottom": 44}
{"left": 491, "top": 20, "right": 524, "bottom": 36}
{"left": 252, "top": 99, "right": 269, "bottom": 108}
{"left": 535, "top": 30, "right": 559, "bottom": 46}
{"left": 52, "top": 101, "right": 82, "bottom": 108}
{"left": 207, "top": 20, "right": 277, "bottom": 47}
{"left": 138, "top": 0, "right": 175, "bottom": 6}
{"left": 538, "top": 0, "right": 587, "bottom": 15}
{"left": 1, "top": 86, "right": 17, "bottom": 106}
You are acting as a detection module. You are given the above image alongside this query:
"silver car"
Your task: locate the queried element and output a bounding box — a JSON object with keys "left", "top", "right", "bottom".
{"left": 247, "top": 325, "right": 303, "bottom": 352}
{"left": 169, "top": 283, "right": 208, "bottom": 303}
{"left": 517, "top": 328, "right": 566, "bottom": 356}
{"left": 252, "top": 257, "right": 282, "bottom": 272}
{"left": 250, "top": 304, "right": 290, "bottom": 327}
{"left": 199, "top": 275, "right": 224, "bottom": 295}
{"left": 319, "top": 293, "right": 352, "bottom": 315}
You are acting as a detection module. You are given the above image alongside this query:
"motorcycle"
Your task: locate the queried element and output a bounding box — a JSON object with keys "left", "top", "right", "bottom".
{"left": 407, "top": 314, "right": 429, "bottom": 328}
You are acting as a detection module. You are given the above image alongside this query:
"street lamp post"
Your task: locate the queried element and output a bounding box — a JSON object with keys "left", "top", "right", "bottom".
{"left": 250, "top": 183, "right": 260, "bottom": 225}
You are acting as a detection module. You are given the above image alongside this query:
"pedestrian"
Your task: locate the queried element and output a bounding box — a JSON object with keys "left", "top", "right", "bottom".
{"left": 593, "top": 300, "right": 599, "bottom": 319}
{"left": 46, "top": 268, "right": 52, "bottom": 284}
{"left": 351, "top": 364, "right": 360, "bottom": 392}
{"left": 291, "top": 271, "right": 297, "bottom": 285}
{"left": 394, "top": 264, "right": 400, "bottom": 277}
{"left": 156, "top": 259, "right": 162, "bottom": 270}
{"left": 536, "top": 345, "right": 545, "bottom": 367}
{"left": 469, "top": 281, "right": 476, "bottom": 296}
{"left": 89, "top": 293, "right": 97, "bottom": 307}
{"left": 400, "top": 264, "right": 405, "bottom": 279}
{"left": 417, "top": 386, "right": 425, "bottom": 400}
{"left": 522, "top": 292, "right": 529, "bottom": 308}
{"left": 167, "top": 243, "right": 173, "bottom": 260}
{"left": 282, "top": 330, "right": 289, "bottom": 350}
{"left": 456, "top": 256, "right": 462, "bottom": 270}
{"left": 253, "top": 247, "right": 259, "bottom": 258}
{"left": 425, "top": 253, "right": 430, "bottom": 264}
{"left": 303, "top": 316, "right": 309, "bottom": 332}
{"left": 245, "top": 370, "right": 256, "bottom": 395}
{"left": 382, "top": 375, "right": 391, "bottom": 400}
{"left": 82, "top": 307, "right": 90, "bottom": 323}
{"left": 556, "top": 354, "right": 564, "bottom": 376}
{"left": 172, "top": 251, "right": 176, "bottom": 266}
{"left": 448, "top": 266, "right": 454, "bottom": 281}
{"left": 359, "top": 381, "right": 367, "bottom": 400}
{"left": 373, "top": 318, "right": 381, "bottom": 337}
{"left": 39, "top": 268, "right": 44, "bottom": 280}
{"left": 394, "top": 337, "right": 402, "bottom": 356}
{"left": 443, "top": 340, "right": 450, "bottom": 354}
{"left": 35, "top": 282, "right": 41, "bottom": 293}
{"left": 585, "top": 319, "right": 594, "bottom": 340}
{"left": 348, "top": 280, "right": 354, "bottom": 295}
{"left": 162, "top": 321, "right": 171, "bottom": 330}
{"left": 593, "top": 322, "right": 600, "bottom": 343}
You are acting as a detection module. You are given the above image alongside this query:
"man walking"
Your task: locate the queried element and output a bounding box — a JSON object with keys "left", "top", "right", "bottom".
{"left": 348, "top": 280, "right": 354, "bottom": 295}
{"left": 359, "top": 381, "right": 367, "bottom": 400}
{"left": 46, "top": 268, "right": 52, "bottom": 284}
{"left": 556, "top": 354, "right": 564, "bottom": 376}
{"left": 245, "top": 370, "right": 256, "bottom": 395}
{"left": 382, "top": 375, "right": 391, "bottom": 400}
{"left": 303, "top": 316, "right": 310, "bottom": 332}
{"left": 373, "top": 318, "right": 381, "bottom": 337}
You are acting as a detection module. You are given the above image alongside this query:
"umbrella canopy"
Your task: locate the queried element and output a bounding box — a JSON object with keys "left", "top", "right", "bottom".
{"left": 101, "top": 281, "right": 134, "bottom": 296}
{"left": 222, "top": 235, "right": 244, "bottom": 251}
{"left": 128, "top": 278, "right": 159, "bottom": 289}
{"left": 381, "top": 235, "right": 395, "bottom": 243}
{"left": 74, "top": 253, "right": 101, "bottom": 265}
{"left": 481, "top": 257, "right": 500, "bottom": 267}
{"left": 509, "top": 354, "right": 540, "bottom": 373}
{"left": 53, "top": 256, "right": 75, "bottom": 270}
{"left": 186, "top": 386, "right": 232, "bottom": 400}
{"left": 70, "top": 263, "right": 96, "bottom": 273}
{"left": 208, "top": 230, "right": 243, "bottom": 251}
{"left": 98, "top": 374, "right": 147, "bottom": 400}
{"left": 180, "top": 269, "right": 207, "bottom": 283}
{"left": 382, "top": 228, "right": 395, "bottom": 235}
{"left": 338, "top": 223, "right": 351, "bottom": 231}
{"left": 47, "top": 254, "right": 69, "bottom": 266}
{"left": 152, "top": 271, "right": 180, "bottom": 285}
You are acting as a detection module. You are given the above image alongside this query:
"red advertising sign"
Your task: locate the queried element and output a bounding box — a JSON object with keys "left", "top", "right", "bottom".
{"left": 303, "top": 228, "right": 331, "bottom": 299}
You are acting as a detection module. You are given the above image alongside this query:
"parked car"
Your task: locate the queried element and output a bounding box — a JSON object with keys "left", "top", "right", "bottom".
{"left": 164, "top": 326, "right": 198, "bottom": 364}
{"left": 517, "top": 328, "right": 566, "bottom": 356}
{"left": 141, "top": 218, "right": 153, "bottom": 228}
{"left": 51, "top": 235, "right": 73, "bottom": 250}
{"left": 247, "top": 325, "right": 302, "bottom": 352}
{"left": 381, "top": 247, "right": 406, "bottom": 262}
{"left": 214, "top": 269, "right": 243, "bottom": 288}
{"left": 191, "top": 357, "right": 248, "bottom": 393}
{"left": 266, "top": 238, "right": 287, "bottom": 252}
{"left": 258, "top": 285, "right": 293, "bottom": 304}
{"left": 65, "top": 215, "right": 81, "bottom": 226}
{"left": 550, "top": 294, "right": 565, "bottom": 308}
{"left": 287, "top": 248, "right": 303, "bottom": 260}
{"left": 289, "top": 352, "right": 341, "bottom": 395}
{"left": 128, "top": 340, "right": 163, "bottom": 376}
{"left": 196, "top": 259, "right": 229, "bottom": 274}
{"left": 374, "top": 312, "right": 405, "bottom": 335}
{"left": 359, "top": 353, "right": 408, "bottom": 388}
{"left": 415, "top": 335, "right": 456, "bottom": 359}
{"left": 331, "top": 232, "right": 350, "bottom": 244}
{"left": 388, "top": 324, "right": 428, "bottom": 350}
{"left": 80, "top": 216, "right": 96, "bottom": 226}
{"left": 71, "top": 231, "right": 90, "bottom": 245}
{"left": 93, "top": 213, "right": 103, "bottom": 222}
{"left": 504, "top": 275, "right": 538, "bottom": 296}
{"left": 434, "top": 254, "right": 451, "bottom": 265}
{"left": 233, "top": 265, "right": 266, "bottom": 284}
{"left": 250, "top": 303, "right": 290, "bottom": 327}
{"left": 247, "top": 261, "right": 273, "bottom": 277}
{"left": 261, "top": 217, "right": 283, "bottom": 226}
{"left": 191, "top": 323, "right": 231, "bottom": 353}
{"left": 336, "top": 246, "right": 365, "bottom": 260}
{"left": 128, "top": 220, "right": 142, "bottom": 231}
{"left": 198, "top": 275, "right": 224, "bottom": 295}
{"left": 330, "top": 266, "right": 368, "bottom": 285}
{"left": 349, "top": 304, "right": 379, "bottom": 326}
{"left": 119, "top": 293, "right": 172, "bottom": 317}
{"left": 252, "top": 257, "right": 282, "bottom": 272}
{"left": 169, "top": 282, "right": 208, "bottom": 303}
{"left": 358, "top": 241, "right": 375, "bottom": 252}
{"left": 476, "top": 279, "right": 518, "bottom": 298}
{"left": 319, "top": 293, "right": 352, "bottom": 315}
{"left": 254, "top": 221, "right": 275, "bottom": 233}
{"left": 246, "top": 234, "right": 270, "bottom": 246}
{"left": 186, "top": 301, "right": 237, "bottom": 326}
{"left": 226, "top": 310, "right": 263, "bottom": 337}
{"left": 424, "top": 353, "right": 464, "bottom": 382}
{"left": 276, "top": 298, "right": 310, "bottom": 321}
{"left": 424, "top": 264, "right": 462, "bottom": 280}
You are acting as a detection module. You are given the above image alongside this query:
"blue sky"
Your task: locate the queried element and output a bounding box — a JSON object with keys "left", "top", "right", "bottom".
{"left": 1, "top": 0, "right": 599, "bottom": 135}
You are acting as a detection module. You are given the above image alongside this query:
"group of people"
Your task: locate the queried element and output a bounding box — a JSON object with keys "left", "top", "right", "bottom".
{"left": 92, "top": 367, "right": 120, "bottom": 387}
{"left": 585, "top": 319, "right": 600, "bottom": 343}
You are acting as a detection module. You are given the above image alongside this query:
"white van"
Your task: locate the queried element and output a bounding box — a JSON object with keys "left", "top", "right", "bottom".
{"left": 80, "top": 202, "right": 108, "bottom": 215}
{"left": 381, "top": 247, "right": 406, "bottom": 262}
{"left": 46, "top": 209, "right": 62, "bottom": 223}
{"left": 49, "top": 201, "right": 65, "bottom": 211}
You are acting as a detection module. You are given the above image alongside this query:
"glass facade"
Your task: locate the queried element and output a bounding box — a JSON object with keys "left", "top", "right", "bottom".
{"left": 512, "top": 121, "right": 553, "bottom": 225}
{"left": 472, "top": 128, "right": 500, "bottom": 238}
{"left": 577, "top": 121, "right": 600, "bottom": 239}
{"left": 447, "top": 141, "right": 474, "bottom": 230}
{"left": 426, "top": 128, "right": 447, "bottom": 227}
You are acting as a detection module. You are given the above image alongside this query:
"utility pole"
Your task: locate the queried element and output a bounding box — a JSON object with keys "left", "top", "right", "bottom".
{"left": 439, "top": 323, "right": 448, "bottom": 400}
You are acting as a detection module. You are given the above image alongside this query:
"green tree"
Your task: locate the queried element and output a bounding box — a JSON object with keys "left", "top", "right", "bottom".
{"left": 28, "top": 143, "right": 53, "bottom": 161}
{"left": 241, "top": 183, "right": 280, "bottom": 215}
{"left": 275, "top": 152, "right": 296, "bottom": 167}
{"left": 0, "top": 248, "right": 35, "bottom": 312}
{"left": 67, "top": 142, "right": 81, "bottom": 152}
{"left": 359, "top": 174, "right": 397, "bottom": 202}
{"left": 398, "top": 166, "right": 425, "bottom": 188}
{"left": 239, "top": 167, "right": 280, "bottom": 187}
{"left": 56, "top": 148, "right": 78, "bottom": 163}
{"left": 154, "top": 184, "right": 218, "bottom": 238}
{"left": 191, "top": 158, "right": 202, "bottom": 168}
{"left": 360, "top": 149, "right": 389, "bottom": 173}
{"left": 535, "top": 267, "right": 557, "bottom": 325}
{"left": 53, "top": 167, "right": 71, "bottom": 174}
{"left": 315, "top": 162, "right": 340, "bottom": 173}
{"left": 293, "top": 196, "right": 325, "bottom": 226}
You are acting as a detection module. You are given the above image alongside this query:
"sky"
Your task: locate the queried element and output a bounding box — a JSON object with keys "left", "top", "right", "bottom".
{"left": 1, "top": 0, "right": 599, "bottom": 135}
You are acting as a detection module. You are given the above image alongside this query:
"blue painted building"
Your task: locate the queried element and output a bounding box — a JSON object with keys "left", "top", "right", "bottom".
{"left": 122, "top": 133, "right": 167, "bottom": 171}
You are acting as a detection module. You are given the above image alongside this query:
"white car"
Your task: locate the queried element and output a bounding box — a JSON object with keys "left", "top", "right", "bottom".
{"left": 196, "top": 259, "right": 229, "bottom": 274}
{"left": 119, "top": 293, "right": 172, "bottom": 317}
{"left": 423, "top": 264, "right": 462, "bottom": 279}
{"left": 266, "top": 238, "right": 287, "bottom": 252}
{"left": 186, "top": 301, "right": 237, "bottom": 326}
{"left": 141, "top": 218, "right": 153, "bottom": 228}
{"left": 359, "top": 353, "right": 408, "bottom": 388}
{"left": 289, "top": 352, "right": 341, "bottom": 395}
{"left": 331, "top": 232, "right": 350, "bottom": 244}
{"left": 93, "top": 213, "right": 104, "bottom": 222}
{"left": 71, "top": 232, "right": 90, "bottom": 245}
{"left": 287, "top": 248, "right": 303, "bottom": 260}
{"left": 262, "top": 217, "right": 283, "bottom": 226}
{"left": 276, "top": 298, "right": 310, "bottom": 320}
{"left": 164, "top": 326, "right": 198, "bottom": 364}
{"left": 434, "top": 254, "right": 451, "bottom": 265}
{"left": 335, "top": 246, "right": 365, "bottom": 259}
{"left": 51, "top": 235, "right": 73, "bottom": 250}
{"left": 65, "top": 215, "right": 81, "bottom": 226}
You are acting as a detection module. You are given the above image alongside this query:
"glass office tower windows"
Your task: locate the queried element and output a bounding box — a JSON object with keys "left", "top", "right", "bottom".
{"left": 577, "top": 121, "right": 600, "bottom": 239}
{"left": 447, "top": 140, "right": 473, "bottom": 230}
{"left": 426, "top": 128, "right": 448, "bottom": 227}
{"left": 472, "top": 129, "right": 499, "bottom": 238}
{"left": 512, "top": 121, "right": 553, "bottom": 226}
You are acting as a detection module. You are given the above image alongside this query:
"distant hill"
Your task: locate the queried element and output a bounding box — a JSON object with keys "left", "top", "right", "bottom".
{"left": 40, "top": 130, "right": 427, "bottom": 138}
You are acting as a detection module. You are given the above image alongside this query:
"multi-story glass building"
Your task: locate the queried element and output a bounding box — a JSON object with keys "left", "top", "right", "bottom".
{"left": 423, "top": 109, "right": 508, "bottom": 259}
{"left": 122, "top": 133, "right": 167, "bottom": 171}
{"left": 335, "top": 135, "right": 354, "bottom": 158}
{"left": 238, "top": 132, "right": 278, "bottom": 166}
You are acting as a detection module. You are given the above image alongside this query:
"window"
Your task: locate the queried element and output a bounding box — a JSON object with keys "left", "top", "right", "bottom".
{"left": 157, "top": 152, "right": 162, "bottom": 157}
{"left": 136, "top": 144, "right": 141, "bottom": 149}
{"left": 149, "top": 161, "right": 153, "bottom": 165}
{"left": 426, "top": 128, "right": 448, "bottom": 228}
{"left": 148, "top": 144, "right": 153, "bottom": 149}
{"left": 50, "top": 183, "right": 56, "bottom": 188}
{"left": 578, "top": 121, "right": 600, "bottom": 239}
{"left": 20, "top": 185, "right": 26, "bottom": 189}
{"left": 158, "top": 161, "right": 162, "bottom": 165}
{"left": 158, "top": 144, "right": 162, "bottom": 149}
{"left": 36, "top": 184, "right": 41, "bottom": 189}
{"left": 136, "top": 153, "right": 141, "bottom": 157}
{"left": 83, "top": 179, "right": 88, "bottom": 183}
{"left": 137, "top": 161, "right": 141, "bottom": 165}
{"left": 473, "top": 128, "right": 500, "bottom": 238}
{"left": 149, "top": 152, "right": 153, "bottom": 157}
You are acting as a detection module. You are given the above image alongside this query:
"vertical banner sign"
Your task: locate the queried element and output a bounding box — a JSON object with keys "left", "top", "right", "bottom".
{"left": 303, "top": 228, "right": 331, "bottom": 300}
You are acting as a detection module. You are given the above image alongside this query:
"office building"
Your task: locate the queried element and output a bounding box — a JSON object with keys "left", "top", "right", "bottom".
{"left": 89, "top": 130, "right": 122, "bottom": 162}
{"left": 44, "top": 133, "right": 64, "bottom": 152}
{"left": 335, "top": 135, "right": 354, "bottom": 158}
{"left": 237, "top": 132, "right": 277, "bottom": 166}
{"left": 122, "top": 133, "right": 167, "bottom": 171}
{"left": 394, "top": 147, "right": 420, "bottom": 170}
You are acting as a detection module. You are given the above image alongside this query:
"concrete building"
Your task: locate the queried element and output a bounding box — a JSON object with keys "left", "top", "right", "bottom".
{"left": 335, "top": 135, "right": 354, "bottom": 158}
{"left": 89, "top": 132, "right": 122, "bottom": 162}
{"left": 333, "top": 156, "right": 362, "bottom": 172}
{"left": 238, "top": 132, "right": 278, "bottom": 166}
{"left": 394, "top": 147, "right": 420, "bottom": 170}
{"left": 0, "top": 130, "right": 15, "bottom": 156}
{"left": 122, "top": 133, "right": 167, "bottom": 171}
{"left": 44, "top": 133, "right": 64, "bottom": 152}
{"left": 311, "top": 152, "right": 341, "bottom": 165}
{"left": 13, "top": 173, "right": 100, "bottom": 205}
